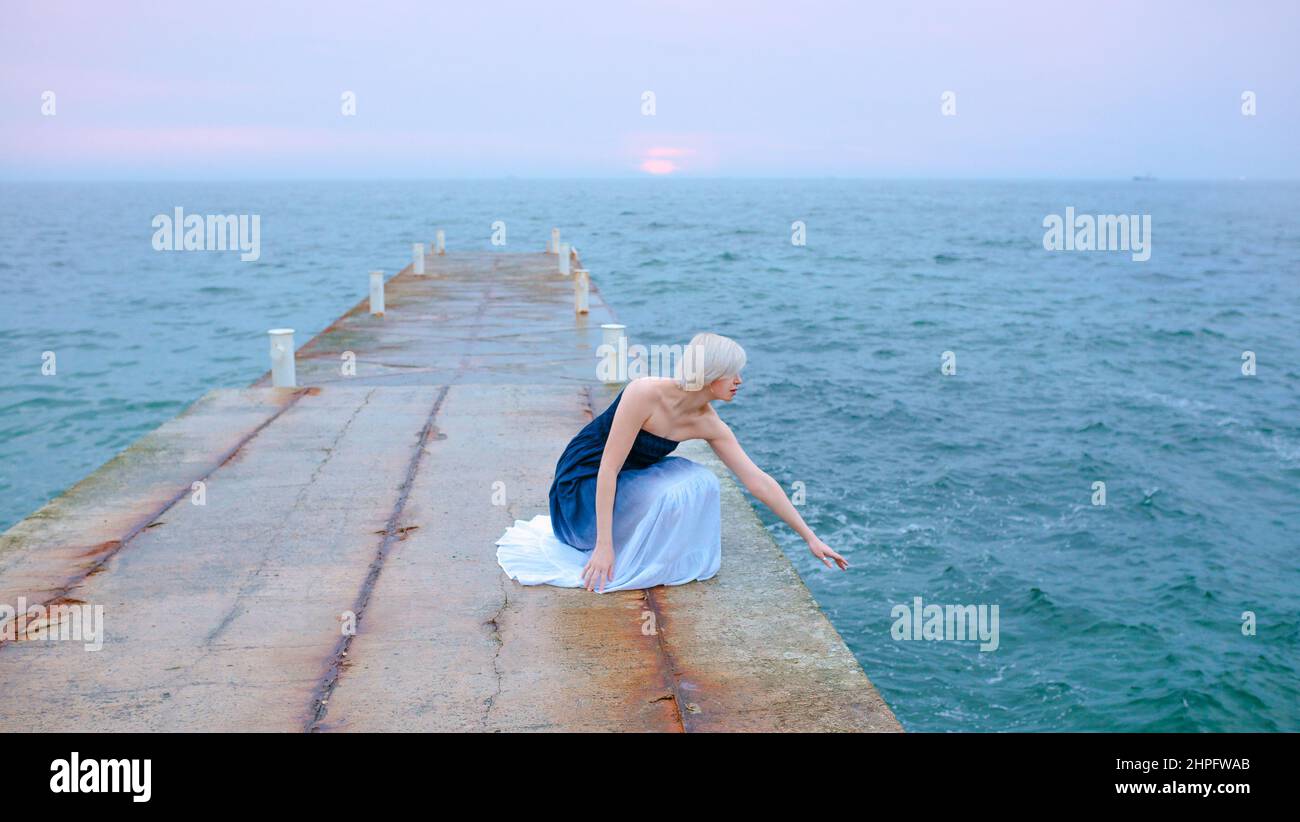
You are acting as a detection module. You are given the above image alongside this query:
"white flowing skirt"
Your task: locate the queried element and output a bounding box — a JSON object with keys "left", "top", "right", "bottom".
{"left": 496, "top": 456, "right": 722, "bottom": 592}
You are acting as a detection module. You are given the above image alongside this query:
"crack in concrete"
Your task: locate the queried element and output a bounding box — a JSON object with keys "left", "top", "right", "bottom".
{"left": 482, "top": 572, "right": 509, "bottom": 731}
{"left": 305, "top": 384, "right": 450, "bottom": 732}
{"left": 202, "top": 387, "right": 376, "bottom": 650}
{"left": 640, "top": 586, "right": 690, "bottom": 732}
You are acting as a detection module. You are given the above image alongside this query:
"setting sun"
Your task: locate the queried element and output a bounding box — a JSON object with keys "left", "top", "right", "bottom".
{"left": 640, "top": 158, "right": 678, "bottom": 174}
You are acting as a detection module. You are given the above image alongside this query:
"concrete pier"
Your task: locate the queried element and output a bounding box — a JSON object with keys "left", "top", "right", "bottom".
{"left": 0, "top": 250, "right": 901, "bottom": 732}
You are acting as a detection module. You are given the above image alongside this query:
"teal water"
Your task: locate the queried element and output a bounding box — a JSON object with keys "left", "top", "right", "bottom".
{"left": 1, "top": 180, "right": 1297, "bottom": 731}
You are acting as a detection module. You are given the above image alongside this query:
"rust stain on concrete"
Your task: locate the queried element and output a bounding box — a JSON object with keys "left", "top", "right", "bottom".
{"left": 305, "top": 385, "right": 451, "bottom": 732}
{"left": 0, "top": 386, "right": 309, "bottom": 651}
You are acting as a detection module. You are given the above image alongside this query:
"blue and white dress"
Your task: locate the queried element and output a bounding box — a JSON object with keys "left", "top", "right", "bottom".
{"left": 495, "top": 386, "right": 722, "bottom": 592}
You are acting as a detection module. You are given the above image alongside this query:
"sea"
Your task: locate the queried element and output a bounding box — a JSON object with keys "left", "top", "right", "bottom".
{"left": 1, "top": 179, "right": 1297, "bottom": 731}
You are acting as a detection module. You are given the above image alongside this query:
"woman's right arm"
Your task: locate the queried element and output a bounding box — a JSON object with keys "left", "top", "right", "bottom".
{"left": 705, "top": 416, "right": 848, "bottom": 570}
{"left": 583, "top": 382, "right": 653, "bottom": 592}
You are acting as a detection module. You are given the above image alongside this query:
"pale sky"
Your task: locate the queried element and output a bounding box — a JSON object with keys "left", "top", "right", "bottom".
{"left": 1, "top": 0, "right": 1297, "bottom": 179}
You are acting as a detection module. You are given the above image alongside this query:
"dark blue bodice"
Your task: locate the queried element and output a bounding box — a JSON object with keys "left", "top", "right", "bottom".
{"left": 547, "top": 386, "right": 678, "bottom": 551}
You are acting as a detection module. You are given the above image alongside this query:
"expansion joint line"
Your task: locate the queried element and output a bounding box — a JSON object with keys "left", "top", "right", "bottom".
{"left": 0, "top": 387, "right": 314, "bottom": 653}
{"left": 582, "top": 385, "right": 690, "bottom": 733}
{"left": 305, "top": 385, "right": 450, "bottom": 731}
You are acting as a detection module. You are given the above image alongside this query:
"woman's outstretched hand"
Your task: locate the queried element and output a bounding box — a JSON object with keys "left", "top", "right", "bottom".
{"left": 582, "top": 543, "right": 616, "bottom": 593}
{"left": 808, "top": 536, "right": 849, "bottom": 570}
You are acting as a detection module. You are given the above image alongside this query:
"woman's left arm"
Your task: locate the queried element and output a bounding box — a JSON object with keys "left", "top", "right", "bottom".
{"left": 706, "top": 421, "right": 849, "bottom": 570}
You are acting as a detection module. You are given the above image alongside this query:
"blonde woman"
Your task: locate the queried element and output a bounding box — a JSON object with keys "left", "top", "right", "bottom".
{"left": 496, "top": 332, "right": 847, "bottom": 593}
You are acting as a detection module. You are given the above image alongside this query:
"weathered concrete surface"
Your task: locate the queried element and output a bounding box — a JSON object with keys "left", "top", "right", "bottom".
{"left": 316, "top": 384, "right": 685, "bottom": 732}
{"left": 0, "top": 385, "right": 441, "bottom": 730}
{"left": 0, "top": 250, "right": 901, "bottom": 732}
{"left": 0, "top": 388, "right": 303, "bottom": 609}
{"left": 261, "top": 251, "right": 620, "bottom": 388}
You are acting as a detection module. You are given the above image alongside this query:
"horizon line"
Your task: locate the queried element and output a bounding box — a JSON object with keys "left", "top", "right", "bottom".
{"left": 2, "top": 175, "right": 1297, "bottom": 184}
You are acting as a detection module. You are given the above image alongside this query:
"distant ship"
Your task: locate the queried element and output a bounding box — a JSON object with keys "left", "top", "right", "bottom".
{"left": 1132, "top": 173, "right": 1157, "bottom": 181}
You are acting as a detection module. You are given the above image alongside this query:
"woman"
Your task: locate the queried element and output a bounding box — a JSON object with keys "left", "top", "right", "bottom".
{"left": 495, "top": 332, "right": 848, "bottom": 593}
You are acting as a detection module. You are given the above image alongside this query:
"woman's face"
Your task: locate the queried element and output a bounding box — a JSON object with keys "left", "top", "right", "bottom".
{"left": 709, "top": 371, "right": 743, "bottom": 402}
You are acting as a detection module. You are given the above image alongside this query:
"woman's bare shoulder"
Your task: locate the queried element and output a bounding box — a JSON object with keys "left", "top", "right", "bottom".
{"left": 698, "top": 404, "right": 733, "bottom": 441}
{"left": 627, "top": 375, "right": 676, "bottom": 393}
{"left": 620, "top": 376, "right": 657, "bottom": 407}
{"left": 616, "top": 377, "right": 662, "bottom": 417}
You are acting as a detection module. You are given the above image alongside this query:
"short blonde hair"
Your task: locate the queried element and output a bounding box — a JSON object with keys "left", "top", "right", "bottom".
{"left": 676, "top": 332, "right": 746, "bottom": 389}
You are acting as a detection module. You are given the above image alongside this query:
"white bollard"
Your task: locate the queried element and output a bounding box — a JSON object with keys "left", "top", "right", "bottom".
{"left": 574, "top": 269, "right": 590, "bottom": 314}
{"left": 268, "top": 328, "right": 297, "bottom": 388}
{"left": 413, "top": 243, "right": 425, "bottom": 275}
{"left": 558, "top": 242, "right": 571, "bottom": 275}
{"left": 436, "top": 229, "right": 445, "bottom": 255}
{"left": 601, "top": 322, "right": 626, "bottom": 350}
{"left": 369, "top": 270, "right": 385, "bottom": 316}
{"left": 550, "top": 227, "right": 560, "bottom": 254}
{"left": 600, "top": 323, "right": 627, "bottom": 384}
